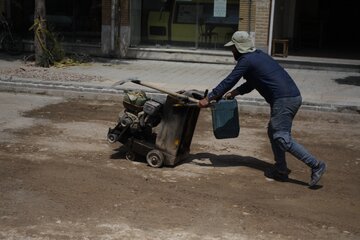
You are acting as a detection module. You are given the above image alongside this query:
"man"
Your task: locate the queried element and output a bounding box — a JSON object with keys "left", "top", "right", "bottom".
{"left": 198, "top": 31, "right": 326, "bottom": 187}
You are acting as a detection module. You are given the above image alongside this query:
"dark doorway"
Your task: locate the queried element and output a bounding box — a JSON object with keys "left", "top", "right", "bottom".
{"left": 274, "top": 0, "right": 360, "bottom": 59}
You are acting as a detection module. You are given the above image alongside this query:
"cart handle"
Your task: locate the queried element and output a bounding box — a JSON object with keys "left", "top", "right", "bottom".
{"left": 130, "top": 79, "right": 200, "bottom": 104}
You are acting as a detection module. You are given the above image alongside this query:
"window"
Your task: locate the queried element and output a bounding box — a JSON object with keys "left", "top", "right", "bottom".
{"left": 138, "top": 0, "right": 239, "bottom": 49}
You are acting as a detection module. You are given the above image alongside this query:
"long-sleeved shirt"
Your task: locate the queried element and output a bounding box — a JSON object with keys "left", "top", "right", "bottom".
{"left": 208, "top": 50, "right": 300, "bottom": 105}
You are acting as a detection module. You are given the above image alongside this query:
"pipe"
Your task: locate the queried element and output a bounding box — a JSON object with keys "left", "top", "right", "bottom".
{"left": 248, "top": 0, "right": 252, "bottom": 33}
{"left": 268, "top": 0, "right": 275, "bottom": 55}
{"left": 5, "top": 0, "right": 11, "bottom": 18}
{"left": 111, "top": 0, "right": 116, "bottom": 52}
{"left": 195, "top": 0, "right": 199, "bottom": 49}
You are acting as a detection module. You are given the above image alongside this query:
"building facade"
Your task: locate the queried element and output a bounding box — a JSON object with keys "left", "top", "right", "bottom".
{"left": 105, "top": 0, "right": 272, "bottom": 57}
{"left": 2, "top": 0, "right": 360, "bottom": 60}
{"left": 126, "top": 0, "right": 359, "bottom": 60}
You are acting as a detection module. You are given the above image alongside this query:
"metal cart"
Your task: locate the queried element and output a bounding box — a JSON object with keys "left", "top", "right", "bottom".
{"left": 107, "top": 81, "right": 201, "bottom": 167}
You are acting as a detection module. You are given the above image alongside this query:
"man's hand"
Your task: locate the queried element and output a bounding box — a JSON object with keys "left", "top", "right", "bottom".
{"left": 224, "top": 92, "right": 234, "bottom": 100}
{"left": 224, "top": 89, "right": 239, "bottom": 100}
{"left": 198, "top": 97, "right": 209, "bottom": 108}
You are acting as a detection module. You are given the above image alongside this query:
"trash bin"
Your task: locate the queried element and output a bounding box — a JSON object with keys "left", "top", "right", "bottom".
{"left": 154, "top": 95, "right": 200, "bottom": 166}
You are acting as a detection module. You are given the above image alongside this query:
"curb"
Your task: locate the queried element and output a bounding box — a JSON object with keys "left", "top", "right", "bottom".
{"left": 276, "top": 59, "right": 360, "bottom": 73}
{"left": 0, "top": 77, "right": 359, "bottom": 114}
{"left": 126, "top": 48, "right": 360, "bottom": 72}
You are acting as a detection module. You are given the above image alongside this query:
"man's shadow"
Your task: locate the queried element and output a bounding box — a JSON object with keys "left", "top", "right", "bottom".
{"left": 185, "top": 152, "right": 309, "bottom": 187}
{"left": 110, "top": 147, "right": 310, "bottom": 187}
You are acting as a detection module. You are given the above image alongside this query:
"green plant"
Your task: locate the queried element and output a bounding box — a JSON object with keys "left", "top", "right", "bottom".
{"left": 29, "top": 17, "right": 65, "bottom": 67}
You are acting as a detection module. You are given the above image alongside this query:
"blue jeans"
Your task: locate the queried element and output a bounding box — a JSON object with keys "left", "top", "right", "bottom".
{"left": 267, "top": 96, "right": 319, "bottom": 172}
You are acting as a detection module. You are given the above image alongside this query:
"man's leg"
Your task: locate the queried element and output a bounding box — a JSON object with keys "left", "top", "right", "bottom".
{"left": 285, "top": 139, "right": 318, "bottom": 168}
{"left": 270, "top": 96, "right": 326, "bottom": 186}
{"left": 265, "top": 124, "right": 290, "bottom": 181}
{"left": 267, "top": 123, "right": 288, "bottom": 172}
{"left": 274, "top": 132, "right": 326, "bottom": 186}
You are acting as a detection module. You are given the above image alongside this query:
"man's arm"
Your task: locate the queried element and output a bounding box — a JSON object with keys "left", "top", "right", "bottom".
{"left": 236, "top": 81, "right": 254, "bottom": 95}
{"left": 207, "top": 58, "right": 250, "bottom": 101}
{"left": 224, "top": 81, "right": 254, "bottom": 99}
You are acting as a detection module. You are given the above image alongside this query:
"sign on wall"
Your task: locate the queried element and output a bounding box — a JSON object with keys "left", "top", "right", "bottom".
{"left": 214, "top": 0, "right": 227, "bottom": 17}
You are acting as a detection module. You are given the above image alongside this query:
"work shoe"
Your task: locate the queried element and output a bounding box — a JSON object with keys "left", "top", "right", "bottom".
{"left": 309, "top": 161, "right": 327, "bottom": 187}
{"left": 264, "top": 167, "right": 291, "bottom": 182}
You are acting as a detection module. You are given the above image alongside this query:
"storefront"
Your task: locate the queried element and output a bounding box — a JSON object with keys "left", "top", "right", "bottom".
{"left": 2, "top": 0, "right": 264, "bottom": 58}
{"left": 270, "top": 0, "right": 360, "bottom": 59}
{"left": 4, "top": 0, "right": 358, "bottom": 60}
{"left": 130, "top": 0, "right": 242, "bottom": 50}
{"left": 129, "top": 0, "right": 360, "bottom": 60}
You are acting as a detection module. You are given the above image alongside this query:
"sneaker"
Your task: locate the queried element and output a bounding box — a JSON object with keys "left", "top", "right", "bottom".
{"left": 309, "top": 161, "right": 327, "bottom": 187}
{"left": 264, "top": 167, "right": 290, "bottom": 182}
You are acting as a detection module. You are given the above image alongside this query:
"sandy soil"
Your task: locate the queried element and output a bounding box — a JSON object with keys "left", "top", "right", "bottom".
{"left": 0, "top": 92, "right": 359, "bottom": 240}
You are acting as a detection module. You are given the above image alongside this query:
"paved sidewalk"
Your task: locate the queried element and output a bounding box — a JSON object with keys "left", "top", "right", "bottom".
{"left": 0, "top": 55, "right": 359, "bottom": 113}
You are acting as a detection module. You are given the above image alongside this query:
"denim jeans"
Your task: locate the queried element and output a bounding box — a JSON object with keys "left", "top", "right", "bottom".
{"left": 267, "top": 96, "right": 319, "bottom": 172}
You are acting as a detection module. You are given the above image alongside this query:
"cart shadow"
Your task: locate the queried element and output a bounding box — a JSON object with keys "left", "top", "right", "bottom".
{"left": 110, "top": 146, "right": 146, "bottom": 163}
{"left": 185, "top": 152, "right": 309, "bottom": 187}
{"left": 110, "top": 146, "right": 125, "bottom": 157}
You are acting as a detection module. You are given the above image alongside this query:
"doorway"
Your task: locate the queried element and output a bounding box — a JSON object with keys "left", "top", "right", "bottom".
{"left": 273, "top": 0, "right": 360, "bottom": 59}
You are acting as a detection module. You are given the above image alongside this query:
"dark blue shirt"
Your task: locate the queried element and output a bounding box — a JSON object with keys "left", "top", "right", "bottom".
{"left": 208, "top": 50, "right": 301, "bottom": 105}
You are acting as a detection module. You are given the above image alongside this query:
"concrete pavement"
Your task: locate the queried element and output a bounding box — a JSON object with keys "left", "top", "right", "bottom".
{"left": 0, "top": 54, "right": 359, "bottom": 113}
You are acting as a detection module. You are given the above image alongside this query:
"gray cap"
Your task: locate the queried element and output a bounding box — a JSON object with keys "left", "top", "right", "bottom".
{"left": 224, "top": 31, "right": 256, "bottom": 53}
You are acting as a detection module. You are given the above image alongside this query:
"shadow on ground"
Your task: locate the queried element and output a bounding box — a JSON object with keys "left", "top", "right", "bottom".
{"left": 334, "top": 76, "right": 360, "bottom": 86}
{"left": 188, "top": 152, "right": 312, "bottom": 187}
{"left": 110, "top": 147, "right": 312, "bottom": 187}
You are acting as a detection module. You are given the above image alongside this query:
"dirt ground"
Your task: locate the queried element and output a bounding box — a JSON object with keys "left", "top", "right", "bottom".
{"left": 0, "top": 92, "right": 359, "bottom": 240}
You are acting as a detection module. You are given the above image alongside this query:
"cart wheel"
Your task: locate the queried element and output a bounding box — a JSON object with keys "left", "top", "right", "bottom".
{"left": 107, "top": 133, "right": 118, "bottom": 143}
{"left": 146, "top": 150, "right": 164, "bottom": 168}
{"left": 125, "top": 151, "right": 136, "bottom": 161}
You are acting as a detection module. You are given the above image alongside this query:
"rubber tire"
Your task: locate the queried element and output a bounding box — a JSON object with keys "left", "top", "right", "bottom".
{"left": 146, "top": 150, "right": 164, "bottom": 168}
{"left": 125, "top": 151, "right": 136, "bottom": 161}
{"left": 107, "top": 133, "right": 118, "bottom": 143}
